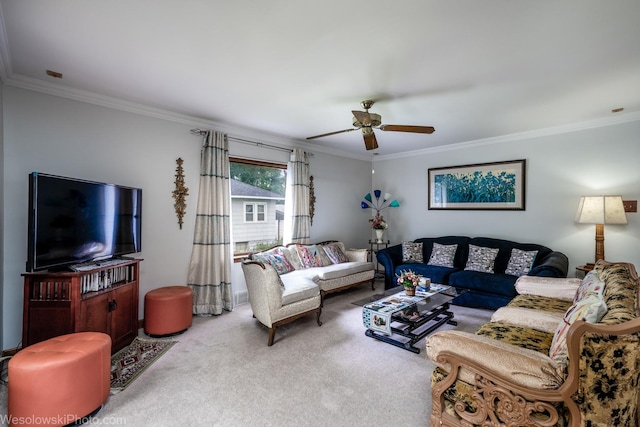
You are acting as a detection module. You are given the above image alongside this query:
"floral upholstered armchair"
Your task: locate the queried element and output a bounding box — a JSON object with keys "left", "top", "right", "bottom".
{"left": 426, "top": 261, "right": 640, "bottom": 427}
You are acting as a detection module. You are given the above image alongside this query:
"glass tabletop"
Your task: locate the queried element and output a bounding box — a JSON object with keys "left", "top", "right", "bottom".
{"left": 351, "top": 285, "right": 466, "bottom": 307}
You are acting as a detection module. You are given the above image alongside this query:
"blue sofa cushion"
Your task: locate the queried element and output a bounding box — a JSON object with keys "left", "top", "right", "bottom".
{"left": 395, "top": 264, "right": 460, "bottom": 286}
{"left": 451, "top": 291, "right": 514, "bottom": 310}
{"left": 448, "top": 270, "right": 519, "bottom": 298}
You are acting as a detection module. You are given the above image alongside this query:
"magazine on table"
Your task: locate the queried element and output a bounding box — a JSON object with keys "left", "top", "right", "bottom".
{"left": 416, "top": 283, "right": 450, "bottom": 296}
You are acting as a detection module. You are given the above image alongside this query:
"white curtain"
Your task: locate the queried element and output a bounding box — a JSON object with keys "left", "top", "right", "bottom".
{"left": 284, "top": 148, "right": 311, "bottom": 244}
{"left": 187, "top": 130, "right": 234, "bottom": 315}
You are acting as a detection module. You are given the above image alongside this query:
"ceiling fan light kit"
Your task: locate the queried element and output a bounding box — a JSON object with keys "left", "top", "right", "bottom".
{"left": 353, "top": 112, "right": 381, "bottom": 128}
{"left": 307, "top": 100, "right": 435, "bottom": 151}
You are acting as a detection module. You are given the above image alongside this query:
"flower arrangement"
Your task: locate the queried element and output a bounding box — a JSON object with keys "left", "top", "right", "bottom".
{"left": 396, "top": 269, "right": 421, "bottom": 289}
{"left": 369, "top": 214, "right": 388, "bottom": 230}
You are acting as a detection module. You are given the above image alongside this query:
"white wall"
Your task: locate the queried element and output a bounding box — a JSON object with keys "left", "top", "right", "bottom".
{"left": 1, "top": 86, "right": 373, "bottom": 349}
{"left": 372, "top": 119, "right": 640, "bottom": 276}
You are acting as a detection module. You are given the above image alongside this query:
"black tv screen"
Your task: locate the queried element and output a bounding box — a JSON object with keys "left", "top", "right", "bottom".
{"left": 27, "top": 172, "right": 142, "bottom": 271}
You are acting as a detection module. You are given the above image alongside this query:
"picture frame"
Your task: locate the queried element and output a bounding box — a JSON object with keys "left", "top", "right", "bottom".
{"left": 428, "top": 159, "right": 526, "bottom": 210}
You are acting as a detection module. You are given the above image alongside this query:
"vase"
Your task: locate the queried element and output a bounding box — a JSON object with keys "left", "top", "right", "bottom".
{"left": 404, "top": 286, "right": 416, "bottom": 296}
{"left": 375, "top": 229, "right": 385, "bottom": 243}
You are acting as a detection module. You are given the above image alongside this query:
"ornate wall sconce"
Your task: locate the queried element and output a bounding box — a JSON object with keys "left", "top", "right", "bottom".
{"left": 309, "top": 175, "right": 316, "bottom": 225}
{"left": 172, "top": 158, "right": 189, "bottom": 229}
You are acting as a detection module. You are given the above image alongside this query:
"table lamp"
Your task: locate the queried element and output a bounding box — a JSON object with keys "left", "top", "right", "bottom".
{"left": 575, "top": 195, "right": 626, "bottom": 264}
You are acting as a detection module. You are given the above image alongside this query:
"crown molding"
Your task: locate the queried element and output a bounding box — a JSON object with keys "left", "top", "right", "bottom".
{"left": 377, "top": 111, "right": 640, "bottom": 162}
{"left": 7, "top": 71, "right": 636, "bottom": 164}
{"left": 5, "top": 74, "right": 372, "bottom": 161}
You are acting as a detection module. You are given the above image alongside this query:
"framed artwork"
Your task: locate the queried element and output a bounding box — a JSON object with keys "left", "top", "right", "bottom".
{"left": 428, "top": 159, "right": 526, "bottom": 210}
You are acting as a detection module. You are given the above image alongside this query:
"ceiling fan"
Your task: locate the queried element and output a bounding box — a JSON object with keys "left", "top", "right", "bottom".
{"left": 306, "top": 100, "right": 435, "bottom": 150}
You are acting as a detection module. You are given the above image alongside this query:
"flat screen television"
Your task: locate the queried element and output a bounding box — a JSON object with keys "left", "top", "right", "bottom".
{"left": 27, "top": 172, "right": 142, "bottom": 272}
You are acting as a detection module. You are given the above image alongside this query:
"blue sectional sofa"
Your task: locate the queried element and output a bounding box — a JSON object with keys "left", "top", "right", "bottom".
{"left": 375, "top": 236, "right": 569, "bottom": 310}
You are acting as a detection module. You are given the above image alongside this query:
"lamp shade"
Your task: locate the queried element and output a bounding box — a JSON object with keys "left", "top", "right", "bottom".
{"left": 575, "top": 196, "right": 627, "bottom": 224}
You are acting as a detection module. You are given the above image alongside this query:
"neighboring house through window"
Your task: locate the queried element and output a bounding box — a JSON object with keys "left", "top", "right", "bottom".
{"left": 230, "top": 158, "right": 286, "bottom": 256}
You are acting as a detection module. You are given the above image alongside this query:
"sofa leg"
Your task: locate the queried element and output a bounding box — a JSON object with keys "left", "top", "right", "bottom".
{"left": 320, "top": 290, "right": 326, "bottom": 307}
{"left": 316, "top": 307, "right": 323, "bottom": 326}
{"left": 267, "top": 327, "right": 276, "bottom": 346}
{"left": 371, "top": 278, "right": 375, "bottom": 290}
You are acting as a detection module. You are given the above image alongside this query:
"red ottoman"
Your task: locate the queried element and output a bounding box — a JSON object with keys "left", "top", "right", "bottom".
{"left": 8, "top": 332, "right": 111, "bottom": 427}
{"left": 144, "top": 286, "right": 193, "bottom": 337}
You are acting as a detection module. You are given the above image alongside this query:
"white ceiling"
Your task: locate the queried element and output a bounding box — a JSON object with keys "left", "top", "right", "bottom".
{"left": 1, "top": 1, "right": 639, "bottom": 158}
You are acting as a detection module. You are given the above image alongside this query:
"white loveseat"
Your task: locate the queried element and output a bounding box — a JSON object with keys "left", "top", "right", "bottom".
{"left": 241, "top": 241, "right": 375, "bottom": 345}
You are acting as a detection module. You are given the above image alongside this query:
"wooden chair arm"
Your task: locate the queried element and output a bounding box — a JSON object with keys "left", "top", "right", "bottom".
{"left": 431, "top": 350, "right": 579, "bottom": 427}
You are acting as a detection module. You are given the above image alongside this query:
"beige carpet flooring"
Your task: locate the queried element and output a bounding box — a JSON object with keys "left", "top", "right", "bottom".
{"left": 0, "top": 282, "right": 492, "bottom": 426}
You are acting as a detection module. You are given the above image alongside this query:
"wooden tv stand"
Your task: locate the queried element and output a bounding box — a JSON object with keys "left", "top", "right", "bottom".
{"left": 22, "top": 259, "right": 142, "bottom": 354}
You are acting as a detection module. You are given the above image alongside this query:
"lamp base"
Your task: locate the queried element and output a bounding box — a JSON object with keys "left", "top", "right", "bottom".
{"left": 594, "top": 223, "right": 605, "bottom": 263}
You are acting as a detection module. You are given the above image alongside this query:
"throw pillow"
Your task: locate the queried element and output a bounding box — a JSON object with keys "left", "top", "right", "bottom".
{"left": 464, "top": 245, "right": 499, "bottom": 273}
{"left": 402, "top": 241, "right": 424, "bottom": 263}
{"left": 427, "top": 243, "right": 457, "bottom": 268}
{"left": 549, "top": 293, "right": 608, "bottom": 366}
{"left": 261, "top": 247, "right": 281, "bottom": 257}
{"left": 505, "top": 248, "right": 538, "bottom": 276}
{"left": 250, "top": 252, "right": 295, "bottom": 275}
{"left": 573, "top": 270, "right": 605, "bottom": 303}
{"left": 323, "top": 243, "right": 350, "bottom": 264}
{"left": 295, "top": 244, "right": 323, "bottom": 268}
{"left": 265, "top": 254, "right": 295, "bottom": 275}
{"left": 251, "top": 253, "right": 270, "bottom": 265}
{"left": 316, "top": 245, "right": 334, "bottom": 266}
{"left": 281, "top": 247, "right": 303, "bottom": 270}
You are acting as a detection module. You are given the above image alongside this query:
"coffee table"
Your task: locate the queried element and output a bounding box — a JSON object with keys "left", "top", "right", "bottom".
{"left": 356, "top": 284, "right": 468, "bottom": 354}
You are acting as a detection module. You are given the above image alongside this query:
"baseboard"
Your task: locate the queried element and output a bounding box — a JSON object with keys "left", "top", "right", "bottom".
{"left": 137, "top": 294, "right": 248, "bottom": 330}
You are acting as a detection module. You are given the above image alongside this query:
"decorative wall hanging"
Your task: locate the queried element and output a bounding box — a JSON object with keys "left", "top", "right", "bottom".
{"left": 172, "top": 157, "right": 189, "bottom": 229}
{"left": 361, "top": 189, "right": 400, "bottom": 214}
{"left": 309, "top": 175, "right": 316, "bottom": 225}
{"left": 428, "top": 159, "right": 526, "bottom": 210}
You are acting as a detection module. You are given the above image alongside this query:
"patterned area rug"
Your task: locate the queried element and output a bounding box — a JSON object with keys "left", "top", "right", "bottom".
{"left": 110, "top": 337, "right": 177, "bottom": 394}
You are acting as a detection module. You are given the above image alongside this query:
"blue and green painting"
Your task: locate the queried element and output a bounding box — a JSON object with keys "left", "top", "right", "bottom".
{"left": 434, "top": 169, "right": 516, "bottom": 204}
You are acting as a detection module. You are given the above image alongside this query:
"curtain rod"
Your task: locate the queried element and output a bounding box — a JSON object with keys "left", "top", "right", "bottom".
{"left": 190, "top": 128, "right": 313, "bottom": 156}
{"left": 229, "top": 136, "right": 294, "bottom": 154}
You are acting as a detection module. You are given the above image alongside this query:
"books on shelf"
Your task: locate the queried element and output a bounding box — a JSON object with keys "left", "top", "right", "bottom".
{"left": 80, "top": 265, "right": 132, "bottom": 294}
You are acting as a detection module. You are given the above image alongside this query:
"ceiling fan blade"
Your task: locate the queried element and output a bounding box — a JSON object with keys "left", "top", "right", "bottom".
{"left": 306, "top": 128, "right": 356, "bottom": 140}
{"left": 379, "top": 124, "right": 435, "bottom": 134}
{"left": 352, "top": 110, "right": 371, "bottom": 126}
{"left": 363, "top": 131, "right": 378, "bottom": 151}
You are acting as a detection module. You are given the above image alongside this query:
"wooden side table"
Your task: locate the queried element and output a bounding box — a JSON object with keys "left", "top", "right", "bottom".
{"left": 575, "top": 263, "right": 595, "bottom": 279}
{"left": 369, "top": 240, "right": 390, "bottom": 278}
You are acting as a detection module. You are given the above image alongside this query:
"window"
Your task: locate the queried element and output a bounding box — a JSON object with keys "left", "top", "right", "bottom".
{"left": 244, "top": 202, "right": 266, "bottom": 222}
{"left": 230, "top": 158, "right": 286, "bottom": 256}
